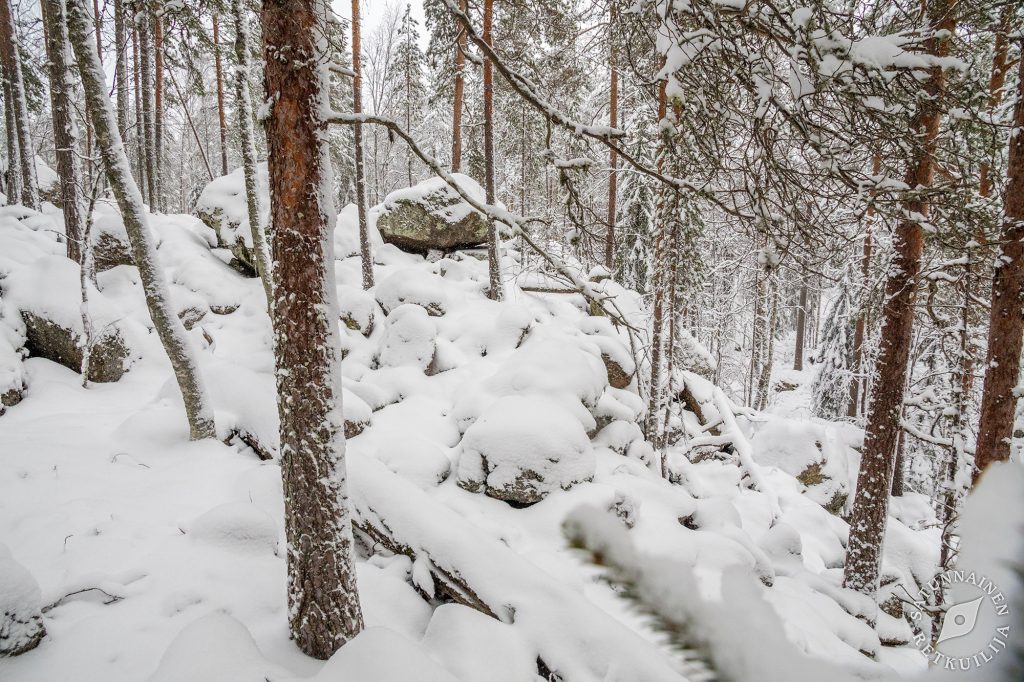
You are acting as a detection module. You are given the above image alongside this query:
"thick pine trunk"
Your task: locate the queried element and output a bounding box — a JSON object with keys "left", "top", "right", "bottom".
{"left": 450, "top": 0, "right": 467, "bottom": 172}
{"left": 843, "top": 0, "right": 952, "bottom": 600}
{"left": 0, "top": 0, "right": 38, "bottom": 209}
{"left": 231, "top": 0, "right": 272, "bottom": 306}
{"left": 67, "top": 0, "right": 216, "bottom": 441}
{"left": 350, "top": 0, "right": 373, "bottom": 289}
{"left": 482, "top": 0, "right": 501, "bottom": 301}
{"left": 261, "top": 0, "right": 364, "bottom": 658}
{"left": 974, "top": 55, "right": 1024, "bottom": 480}
{"left": 41, "top": 0, "right": 84, "bottom": 263}
{"left": 604, "top": 1, "right": 617, "bottom": 272}
{"left": 213, "top": 14, "right": 229, "bottom": 177}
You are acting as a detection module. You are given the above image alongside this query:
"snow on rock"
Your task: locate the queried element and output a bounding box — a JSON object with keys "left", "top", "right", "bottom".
{"left": 193, "top": 164, "right": 268, "bottom": 275}
{"left": 309, "top": 627, "right": 458, "bottom": 682}
{"left": 338, "top": 284, "right": 379, "bottom": 337}
{"left": 373, "top": 174, "right": 489, "bottom": 254}
{"left": 374, "top": 268, "right": 449, "bottom": 317}
{"left": 91, "top": 200, "right": 138, "bottom": 271}
{"left": 146, "top": 613, "right": 288, "bottom": 682}
{"left": 457, "top": 395, "right": 596, "bottom": 505}
{"left": 335, "top": 203, "right": 384, "bottom": 259}
{"left": 356, "top": 562, "right": 433, "bottom": 639}
{"left": 377, "top": 304, "right": 437, "bottom": 372}
{"left": 368, "top": 434, "right": 451, "bottom": 489}
{"left": 188, "top": 503, "right": 279, "bottom": 555}
{"left": 421, "top": 604, "right": 537, "bottom": 682}
{"left": 752, "top": 417, "right": 850, "bottom": 514}
{"left": 0, "top": 547, "right": 45, "bottom": 657}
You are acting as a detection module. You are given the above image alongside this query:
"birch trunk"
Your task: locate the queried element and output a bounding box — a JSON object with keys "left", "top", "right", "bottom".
{"left": 261, "top": 0, "right": 364, "bottom": 657}
{"left": 0, "top": 0, "right": 38, "bottom": 209}
{"left": 41, "top": 0, "right": 85, "bottom": 263}
{"left": 67, "top": 0, "right": 217, "bottom": 441}
{"left": 231, "top": 0, "right": 272, "bottom": 306}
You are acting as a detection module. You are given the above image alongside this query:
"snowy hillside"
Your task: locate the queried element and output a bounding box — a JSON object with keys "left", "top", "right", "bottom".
{"left": 0, "top": 179, "right": 952, "bottom": 681}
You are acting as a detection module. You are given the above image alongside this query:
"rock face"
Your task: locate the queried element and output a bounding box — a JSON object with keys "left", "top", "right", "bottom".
{"left": 0, "top": 550, "right": 46, "bottom": 657}
{"left": 457, "top": 395, "right": 596, "bottom": 506}
{"left": 92, "top": 229, "right": 134, "bottom": 271}
{"left": 375, "top": 175, "right": 488, "bottom": 254}
{"left": 22, "top": 311, "right": 130, "bottom": 383}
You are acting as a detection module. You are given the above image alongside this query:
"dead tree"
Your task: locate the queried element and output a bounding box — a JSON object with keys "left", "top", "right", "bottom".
{"left": 67, "top": 0, "right": 217, "bottom": 441}
{"left": 974, "top": 54, "right": 1024, "bottom": 481}
{"left": 261, "top": 0, "right": 364, "bottom": 657}
{"left": 843, "top": 0, "right": 953, "bottom": 601}
{"left": 41, "top": 0, "right": 85, "bottom": 263}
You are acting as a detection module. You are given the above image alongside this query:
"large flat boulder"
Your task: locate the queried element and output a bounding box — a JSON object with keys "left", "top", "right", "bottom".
{"left": 375, "top": 174, "right": 488, "bottom": 254}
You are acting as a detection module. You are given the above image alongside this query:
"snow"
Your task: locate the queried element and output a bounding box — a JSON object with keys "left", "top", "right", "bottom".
{"left": 421, "top": 604, "right": 538, "bottom": 682}
{"left": 188, "top": 502, "right": 279, "bottom": 555}
{"left": 0, "top": 547, "right": 45, "bottom": 657}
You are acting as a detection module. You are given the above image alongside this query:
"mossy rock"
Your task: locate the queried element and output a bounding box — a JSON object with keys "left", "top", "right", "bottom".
{"left": 22, "top": 311, "right": 129, "bottom": 383}
{"left": 377, "top": 192, "right": 488, "bottom": 254}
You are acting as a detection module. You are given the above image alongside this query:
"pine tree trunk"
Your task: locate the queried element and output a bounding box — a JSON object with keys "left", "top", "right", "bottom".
{"left": 0, "top": 0, "right": 39, "bottom": 209}
{"left": 67, "top": 0, "right": 216, "bottom": 441}
{"left": 604, "top": 1, "right": 617, "bottom": 272}
{"left": 843, "top": 0, "right": 953, "bottom": 600}
{"left": 974, "top": 55, "right": 1024, "bottom": 481}
{"left": 114, "top": 0, "right": 127, "bottom": 138}
{"left": 450, "top": 0, "right": 466, "bottom": 173}
{"left": 213, "top": 14, "right": 229, "bottom": 177}
{"left": 978, "top": 6, "right": 1012, "bottom": 198}
{"left": 132, "top": 19, "right": 144, "bottom": 195}
{"left": 261, "top": 0, "right": 364, "bottom": 657}
{"left": 482, "top": 0, "right": 501, "bottom": 301}
{"left": 645, "top": 78, "right": 669, "bottom": 445}
{"left": 231, "top": 0, "right": 272, "bottom": 306}
{"left": 794, "top": 274, "right": 807, "bottom": 371}
{"left": 41, "top": 0, "right": 84, "bottom": 263}
{"left": 350, "top": 0, "right": 373, "bottom": 289}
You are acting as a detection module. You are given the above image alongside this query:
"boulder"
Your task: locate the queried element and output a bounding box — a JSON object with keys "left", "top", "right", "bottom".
{"left": 457, "top": 395, "right": 595, "bottom": 506}
{"left": 0, "top": 548, "right": 45, "bottom": 657}
{"left": 22, "top": 311, "right": 130, "bottom": 383}
{"left": 375, "top": 174, "right": 488, "bottom": 253}
{"left": 91, "top": 226, "right": 133, "bottom": 272}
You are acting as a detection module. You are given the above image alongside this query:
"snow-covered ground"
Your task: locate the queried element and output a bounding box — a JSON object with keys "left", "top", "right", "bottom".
{"left": 0, "top": 186, "right": 948, "bottom": 680}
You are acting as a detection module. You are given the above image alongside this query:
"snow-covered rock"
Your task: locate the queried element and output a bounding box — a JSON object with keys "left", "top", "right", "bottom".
{"left": 374, "top": 268, "right": 449, "bottom": 317}
{"left": 457, "top": 395, "right": 596, "bottom": 505}
{"left": 377, "top": 304, "right": 437, "bottom": 372}
{"left": 147, "top": 613, "right": 287, "bottom": 681}
{"left": 374, "top": 174, "right": 488, "bottom": 254}
{"left": 421, "top": 604, "right": 537, "bottom": 682}
{"left": 310, "top": 627, "right": 458, "bottom": 682}
{"left": 0, "top": 547, "right": 45, "bottom": 657}
{"left": 189, "top": 503, "right": 279, "bottom": 555}
{"left": 370, "top": 434, "right": 451, "bottom": 489}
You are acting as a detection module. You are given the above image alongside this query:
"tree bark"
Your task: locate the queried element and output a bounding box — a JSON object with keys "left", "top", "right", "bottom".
{"left": 114, "top": 0, "right": 127, "bottom": 138}
{"left": 974, "top": 54, "right": 1024, "bottom": 481}
{"left": 350, "top": 0, "right": 373, "bottom": 289}
{"left": 3, "top": 74, "right": 21, "bottom": 203}
{"left": 261, "top": 0, "right": 364, "bottom": 658}
{"left": 137, "top": 3, "right": 156, "bottom": 205}
{"left": 213, "top": 14, "right": 229, "bottom": 176}
{"left": 645, "top": 77, "right": 669, "bottom": 446}
{"left": 154, "top": 10, "right": 164, "bottom": 211}
{"left": 849, "top": 154, "right": 880, "bottom": 417}
{"left": 604, "top": 0, "right": 617, "bottom": 272}
{"left": 41, "top": 0, "right": 85, "bottom": 263}
{"left": 0, "top": 0, "right": 39, "bottom": 209}
{"left": 132, "top": 17, "right": 144, "bottom": 194}
{"left": 231, "top": 0, "right": 272, "bottom": 306}
{"left": 843, "top": 0, "right": 953, "bottom": 601}
{"left": 450, "top": 0, "right": 466, "bottom": 172}
{"left": 482, "top": 0, "right": 501, "bottom": 301}
{"left": 67, "top": 0, "right": 216, "bottom": 441}
{"left": 978, "top": 6, "right": 1012, "bottom": 199}
{"left": 794, "top": 274, "right": 807, "bottom": 371}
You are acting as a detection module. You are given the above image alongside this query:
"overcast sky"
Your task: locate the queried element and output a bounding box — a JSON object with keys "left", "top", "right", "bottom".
{"left": 332, "top": 0, "right": 428, "bottom": 47}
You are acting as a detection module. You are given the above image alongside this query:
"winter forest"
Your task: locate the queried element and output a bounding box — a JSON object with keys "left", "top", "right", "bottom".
{"left": 0, "top": 0, "right": 1022, "bottom": 679}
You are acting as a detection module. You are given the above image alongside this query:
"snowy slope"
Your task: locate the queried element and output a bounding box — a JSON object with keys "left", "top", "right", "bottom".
{"left": 0, "top": 190, "right": 935, "bottom": 681}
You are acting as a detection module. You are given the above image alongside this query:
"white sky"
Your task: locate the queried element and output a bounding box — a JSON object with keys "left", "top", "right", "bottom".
{"left": 332, "top": 0, "right": 428, "bottom": 47}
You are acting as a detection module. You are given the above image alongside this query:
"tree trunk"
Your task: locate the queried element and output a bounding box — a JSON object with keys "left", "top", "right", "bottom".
{"left": 154, "top": 11, "right": 164, "bottom": 211}
{"left": 849, "top": 155, "right": 880, "bottom": 417}
{"left": 794, "top": 275, "right": 807, "bottom": 371}
{"left": 41, "top": 0, "right": 84, "bottom": 263}
{"left": 3, "top": 74, "right": 21, "bottom": 203}
{"left": 350, "top": 0, "right": 373, "bottom": 289}
{"left": 645, "top": 77, "right": 669, "bottom": 446}
{"left": 843, "top": 0, "right": 953, "bottom": 601}
{"left": 67, "top": 0, "right": 216, "bottom": 441}
{"left": 231, "top": 0, "right": 272, "bottom": 306}
{"left": 755, "top": 272, "right": 777, "bottom": 410}
{"left": 978, "top": 6, "right": 1012, "bottom": 199}
{"left": 213, "top": 14, "right": 229, "bottom": 176}
{"left": 114, "top": 0, "right": 127, "bottom": 138}
{"left": 138, "top": 3, "right": 156, "bottom": 206}
{"left": 450, "top": 0, "right": 467, "bottom": 172}
{"left": 261, "top": 0, "right": 364, "bottom": 658}
{"left": 0, "top": 0, "right": 39, "bottom": 209}
{"left": 482, "top": 0, "right": 501, "bottom": 301}
{"left": 974, "top": 54, "right": 1024, "bottom": 481}
{"left": 604, "top": 1, "right": 617, "bottom": 272}
{"left": 132, "top": 18, "right": 144, "bottom": 195}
